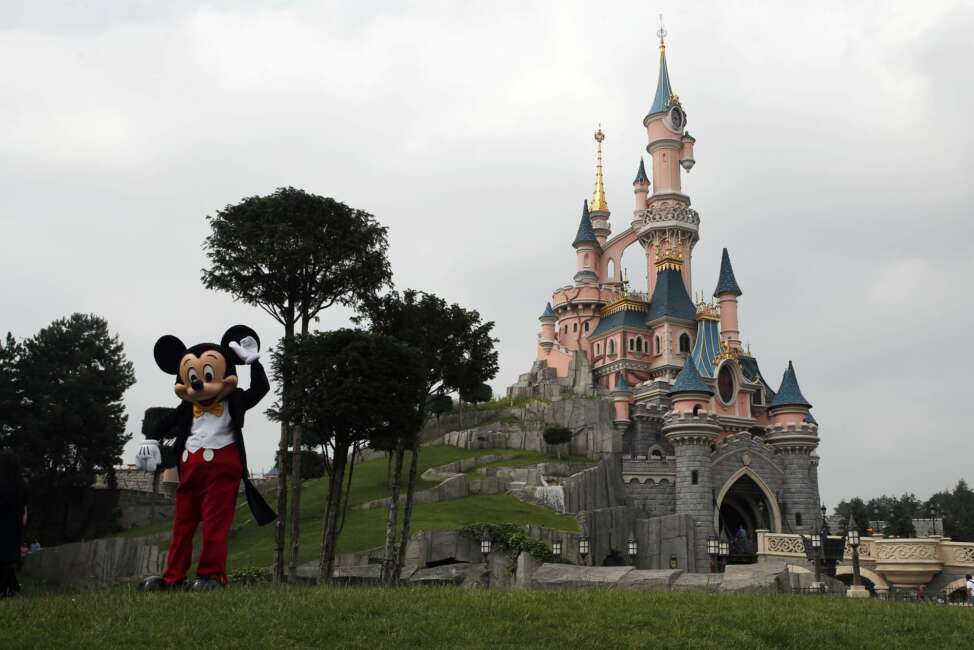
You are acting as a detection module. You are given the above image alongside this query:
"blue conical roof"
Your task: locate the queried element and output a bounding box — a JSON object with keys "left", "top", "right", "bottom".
{"left": 669, "top": 354, "right": 713, "bottom": 396}
{"left": 539, "top": 302, "right": 555, "bottom": 320}
{"left": 647, "top": 47, "right": 674, "bottom": 118}
{"left": 769, "top": 361, "right": 812, "bottom": 409}
{"left": 633, "top": 158, "right": 649, "bottom": 185}
{"left": 713, "top": 248, "right": 742, "bottom": 297}
{"left": 647, "top": 268, "right": 696, "bottom": 322}
{"left": 572, "top": 200, "right": 598, "bottom": 248}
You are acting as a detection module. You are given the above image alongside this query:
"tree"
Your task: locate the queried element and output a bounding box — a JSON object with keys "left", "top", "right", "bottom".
{"left": 357, "top": 290, "right": 498, "bottom": 583}
{"left": 0, "top": 333, "right": 24, "bottom": 451}
{"left": 202, "top": 187, "right": 392, "bottom": 582}
{"left": 9, "top": 314, "right": 135, "bottom": 490}
{"left": 271, "top": 330, "right": 425, "bottom": 579}
{"left": 542, "top": 425, "right": 572, "bottom": 460}
{"left": 834, "top": 498, "right": 870, "bottom": 536}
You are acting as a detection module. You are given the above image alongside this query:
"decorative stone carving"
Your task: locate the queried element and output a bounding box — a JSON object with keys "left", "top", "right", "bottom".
{"left": 765, "top": 535, "right": 805, "bottom": 556}
{"left": 943, "top": 544, "right": 974, "bottom": 566}
{"left": 874, "top": 543, "right": 938, "bottom": 561}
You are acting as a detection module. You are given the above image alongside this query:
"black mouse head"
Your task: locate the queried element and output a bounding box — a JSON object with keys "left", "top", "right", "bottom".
{"left": 153, "top": 325, "right": 260, "bottom": 408}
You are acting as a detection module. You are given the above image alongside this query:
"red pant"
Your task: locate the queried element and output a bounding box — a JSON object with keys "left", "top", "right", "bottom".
{"left": 163, "top": 443, "right": 241, "bottom": 585}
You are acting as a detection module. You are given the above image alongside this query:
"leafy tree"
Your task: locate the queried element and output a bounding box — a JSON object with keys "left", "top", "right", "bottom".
{"left": 834, "top": 498, "right": 870, "bottom": 536}
{"left": 9, "top": 314, "right": 135, "bottom": 491}
{"left": 356, "top": 290, "right": 498, "bottom": 583}
{"left": 542, "top": 425, "right": 572, "bottom": 460}
{"left": 270, "top": 329, "right": 425, "bottom": 580}
{"left": 202, "top": 187, "right": 392, "bottom": 581}
{"left": 0, "top": 334, "right": 24, "bottom": 450}
{"left": 884, "top": 493, "right": 919, "bottom": 537}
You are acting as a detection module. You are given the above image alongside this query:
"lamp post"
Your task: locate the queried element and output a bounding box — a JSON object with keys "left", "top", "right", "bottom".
{"left": 718, "top": 534, "right": 730, "bottom": 573}
{"left": 846, "top": 515, "right": 868, "bottom": 598}
{"left": 578, "top": 537, "right": 590, "bottom": 566}
{"left": 551, "top": 540, "right": 562, "bottom": 559}
{"left": 480, "top": 534, "right": 492, "bottom": 564}
{"left": 810, "top": 531, "right": 822, "bottom": 590}
{"left": 930, "top": 504, "right": 939, "bottom": 537}
{"left": 707, "top": 536, "right": 720, "bottom": 574}
{"left": 627, "top": 537, "right": 638, "bottom": 566}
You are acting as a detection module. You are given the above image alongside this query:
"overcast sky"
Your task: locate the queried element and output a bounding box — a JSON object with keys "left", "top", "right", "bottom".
{"left": 2, "top": 1, "right": 972, "bottom": 508}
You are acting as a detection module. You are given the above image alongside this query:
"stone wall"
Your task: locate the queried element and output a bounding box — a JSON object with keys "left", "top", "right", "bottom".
{"left": 561, "top": 457, "right": 627, "bottom": 514}
{"left": 22, "top": 537, "right": 164, "bottom": 587}
{"left": 626, "top": 479, "right": 675, "bottom": 518}
{"left": 633, "top": 513, "right": 696, "bottom": 571}
{"left": 116, "top": 490, "right": 176, "bottom": 529}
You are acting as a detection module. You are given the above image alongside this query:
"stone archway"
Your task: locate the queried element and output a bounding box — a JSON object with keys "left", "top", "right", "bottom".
{"left": 835, "top": 565, "right": 890, "bottom": 593}
{"left": 714, "top": 467, "right": 783, "bottom": 535}
{"left": 940, "top": 577, "right": 968, "bottom": 600}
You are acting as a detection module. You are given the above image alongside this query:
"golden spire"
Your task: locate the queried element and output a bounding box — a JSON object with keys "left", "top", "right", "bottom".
{"left": 591, "top": 126, "right": 609, "bottom": 212}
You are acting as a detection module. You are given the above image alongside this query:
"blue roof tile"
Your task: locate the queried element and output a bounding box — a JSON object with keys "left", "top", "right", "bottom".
{"left": 590, "top": 310, "right": 649, "bottom": 338}
{"left": 539, "top": 302, "right": 555, "bottom": 320}
{"left": 647, "top": 48, "right": 674, "bottom": 117}
{"left": 633, "top": 157, "right": 649, "bottom": 185}
{"left": 647, "top": 268, "right": 696, "bottom": 322}
{"left": 769, "top": 361, "right": 812, "bottom": 409}
{"left": 713, "top": 248, "right": 742, "bottom": 297}
{"left": 691, "top": 317, "right": 721, "bottom": 378}
{"left": 669, "top": 354, "right": 713, "bottom": 396}
{"left": 573, "top": 200, "right": 598, "bottom": 248}
{"left": 615, "top": 374, "right": 629, "bottom": 390}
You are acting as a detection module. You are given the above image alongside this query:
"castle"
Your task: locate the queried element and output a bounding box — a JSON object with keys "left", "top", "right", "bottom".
{"left": 509, "top": 31, "right": 821, "bottom": 569}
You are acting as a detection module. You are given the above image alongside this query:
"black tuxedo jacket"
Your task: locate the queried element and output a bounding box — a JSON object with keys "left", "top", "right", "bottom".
{"left": 150, "top": 360, "right": 276, "bottom": 526}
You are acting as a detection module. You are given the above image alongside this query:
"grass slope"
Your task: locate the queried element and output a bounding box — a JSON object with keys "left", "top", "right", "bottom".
{"left": 2, "top": 586, "right": 972, "bottom": 649}
{"left": 118, "top": 446, "right": 579, "bottom": 569}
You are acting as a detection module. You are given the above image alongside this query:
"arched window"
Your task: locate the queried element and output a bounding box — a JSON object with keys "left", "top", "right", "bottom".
{"left": 654, "top": 336, "right": 661, "bottom": 354}
{"left": 796, "top": 513, "right": 803, "bottom": 527}
{"left": 595, "top": 342, "right": 601, "bottom": 355}
{"left": 584, "top": 321, "right": 590, "bottom": 333}
{"left": 608, "top": 339, "right": 616, "bottom": 355}
{"left": 679, "top": 332, "right": 691, "bottom": 353}
{"left": 573, "top": 322, "right": 578, "bottom": 332}
{"left": 607, "top": 259, "right": 615, "bottom": 279}
{"left": 651, "top": 449, "right": 663, "bottom": 460}
{"left": 628, "top": 337, "right": 635, "bottom": 352}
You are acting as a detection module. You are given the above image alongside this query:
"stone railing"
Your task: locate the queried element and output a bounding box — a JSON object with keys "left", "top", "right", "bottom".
{"left": 757, "top": 531, "right": 974, "bottom": 587}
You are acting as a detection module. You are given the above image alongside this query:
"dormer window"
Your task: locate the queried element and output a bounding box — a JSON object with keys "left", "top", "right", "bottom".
{"left": 679, "top": 332, "right": 691, "bottom": 353}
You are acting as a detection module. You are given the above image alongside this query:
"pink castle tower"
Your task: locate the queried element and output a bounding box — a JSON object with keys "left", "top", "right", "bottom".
{"left": 510, "top": 24, "right": 822, "bottom": 570}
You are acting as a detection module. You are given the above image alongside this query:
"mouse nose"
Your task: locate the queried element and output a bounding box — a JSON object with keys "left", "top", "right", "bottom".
{"left": 191, "top": 378, "right": 204, "bottom": 392}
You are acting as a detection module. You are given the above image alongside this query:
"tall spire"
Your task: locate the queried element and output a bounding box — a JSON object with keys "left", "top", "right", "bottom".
{"left": 591, "top": 127, "right": 608, "bottom": 212}
{"left": 647, "top": 17, "right": 675, "bottom": 118}
{"left": 713, "top": 248, "right": 743, "bottom": 297}
{"left": 769, "top": 361, "right": 812, "bottom": 409}
{"left": 572, "top": 200, "right": 598, "bottom": 248}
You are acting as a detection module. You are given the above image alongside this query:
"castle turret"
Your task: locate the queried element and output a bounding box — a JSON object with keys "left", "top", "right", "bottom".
{"left": 538, "top": 302, "right": 556, "bottom": 351}
{"left": 638, "top": 29, "right": 699, "bottom": 298}
{"left": 612, "top": 374, "right": 631, "bottom": 429}
{"left": 632, "top": 157, "right": 650, "bottom": 217}
{"left": 767, "top": 361, "right": 819, "bottom": 533}
{"left": 589, "top": 128, "right": 611, "bottom": 245}
{"left": 668, "top": 354, "right": 713, "bottom": 412}
{"left": 713, "top": 248, "right": 742, "bottom": 348}
{"left": 663, "top": 407, "right": 720, "bottom": 570}
{"left": 572, "top": 200, "right": 600, "bottom": 285}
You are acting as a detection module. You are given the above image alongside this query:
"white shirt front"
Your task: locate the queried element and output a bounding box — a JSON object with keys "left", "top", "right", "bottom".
{"left": 186, "top": 406, "right": 234, "bottom": 453}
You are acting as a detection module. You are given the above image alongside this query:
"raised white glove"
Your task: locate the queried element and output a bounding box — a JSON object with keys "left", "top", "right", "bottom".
{"left": 229, "top": 336, "right": 260, "bottom": 364}
{"left": 135, "top": 439, "right": 161, "bottom": 473}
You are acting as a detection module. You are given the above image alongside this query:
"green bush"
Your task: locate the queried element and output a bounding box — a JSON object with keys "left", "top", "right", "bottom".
{"left": 459, "top": 522, "right": 556, "bottom": 567}
{"left": 275, "top": 448, "right": 327, "bottom": 479}
{"left": 542, "top": 426, "right": 572, "bottom": 446}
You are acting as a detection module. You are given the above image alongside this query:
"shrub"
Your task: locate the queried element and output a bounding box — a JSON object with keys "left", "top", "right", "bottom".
{"left": 542, "top": 426, "right": 572, "bottom": 446}
{"left": 459, "top": 522, "right": 557, "bottom": 567}
{"left": 275, "top": 448, "right": 327, "bottom": 479}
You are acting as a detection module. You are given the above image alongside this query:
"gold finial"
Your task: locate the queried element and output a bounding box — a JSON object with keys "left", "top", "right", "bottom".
{"left": 591, "top": 125, "right": 609, "bottom": 212}
{"left": 654, "top": 240, "right": 683, "bottom": 271}
{"left": 657, "top": 14, "right": 667, "bottom": 51}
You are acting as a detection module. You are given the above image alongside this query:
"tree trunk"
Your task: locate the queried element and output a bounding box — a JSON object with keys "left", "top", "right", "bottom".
{"left": 319, "top": 443, "right": 349, "bottom": 581}
{"left": 337, "top": 444, "right": 358, "bottom": 535}
{"left": 381, "top": 440, "right": 406, "bottom": 584}
{"left": 273, "top": 313, "right": 295, "bottom": 583}
{"left": 394, "top": 436, "right": 421, "bottom": 581}
{"left": 287, "top": 316, "right": 310, "bottom": 580}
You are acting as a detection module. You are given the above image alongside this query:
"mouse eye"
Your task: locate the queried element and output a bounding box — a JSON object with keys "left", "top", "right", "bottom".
{"left": 203, "top": 364, "right": 215, "bottom": 382}
{"left": 187, "top": 368, "right": 199, "bottom": 384}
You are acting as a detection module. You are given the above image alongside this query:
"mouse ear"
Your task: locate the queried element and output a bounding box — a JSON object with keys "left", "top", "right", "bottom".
{"left": 221, "top": 325, "right": 260, "bottom": 359}
{"left": 154, "top": 335, "right": 187, "bottom": 375}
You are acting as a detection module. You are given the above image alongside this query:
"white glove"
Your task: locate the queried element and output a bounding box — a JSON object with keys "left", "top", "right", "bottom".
{"left": 135, "top": 439, "right": 161, "bottom": 473}
{"left": 229, "top": 336, "right": 260, "bottom": 364}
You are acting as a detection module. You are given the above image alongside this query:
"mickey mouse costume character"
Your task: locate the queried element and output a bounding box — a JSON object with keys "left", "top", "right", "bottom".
{"left": 135, "top": 325, "right": 276, "bottom": 591}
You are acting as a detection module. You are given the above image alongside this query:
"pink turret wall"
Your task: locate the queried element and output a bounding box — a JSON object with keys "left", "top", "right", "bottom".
{"left": 718, "top": 295, "right": 740, "bottom": 344}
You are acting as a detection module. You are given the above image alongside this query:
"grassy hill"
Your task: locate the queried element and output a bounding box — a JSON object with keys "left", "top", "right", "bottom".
{"left": 118, "top": 446, "right": 580, "bottom": 570}
{"left": 2, "top": 585, "right": 970, "bottom": 648}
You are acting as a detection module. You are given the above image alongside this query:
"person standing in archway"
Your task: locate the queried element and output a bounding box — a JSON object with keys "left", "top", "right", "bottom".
{"left": 0, "top": 450, "right": 28, "bottom": 597}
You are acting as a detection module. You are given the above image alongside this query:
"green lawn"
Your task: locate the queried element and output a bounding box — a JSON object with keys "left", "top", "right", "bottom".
{"left": 2, "top": 586, "right": 972, "bottom": 649}
{"left": 463, "top": 451, "right": 591, "bottom": 477}
{"left": 117, "top": 446, "right": 580, "bottom": 569}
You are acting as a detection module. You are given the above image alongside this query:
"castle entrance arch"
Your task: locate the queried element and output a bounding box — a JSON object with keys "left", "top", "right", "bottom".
{"left": 714, "top": 469, "right": 783, "bottom": 564}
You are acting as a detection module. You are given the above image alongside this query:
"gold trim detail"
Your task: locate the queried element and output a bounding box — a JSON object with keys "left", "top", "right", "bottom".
{"left": 591, "top": 127, "right": 609, "bottom": 212}
{"left": 601, "top": 296, "right": 649, "bottom": 317}
{"left": 654, "top": 241, "right": 684, "bottom": 271}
